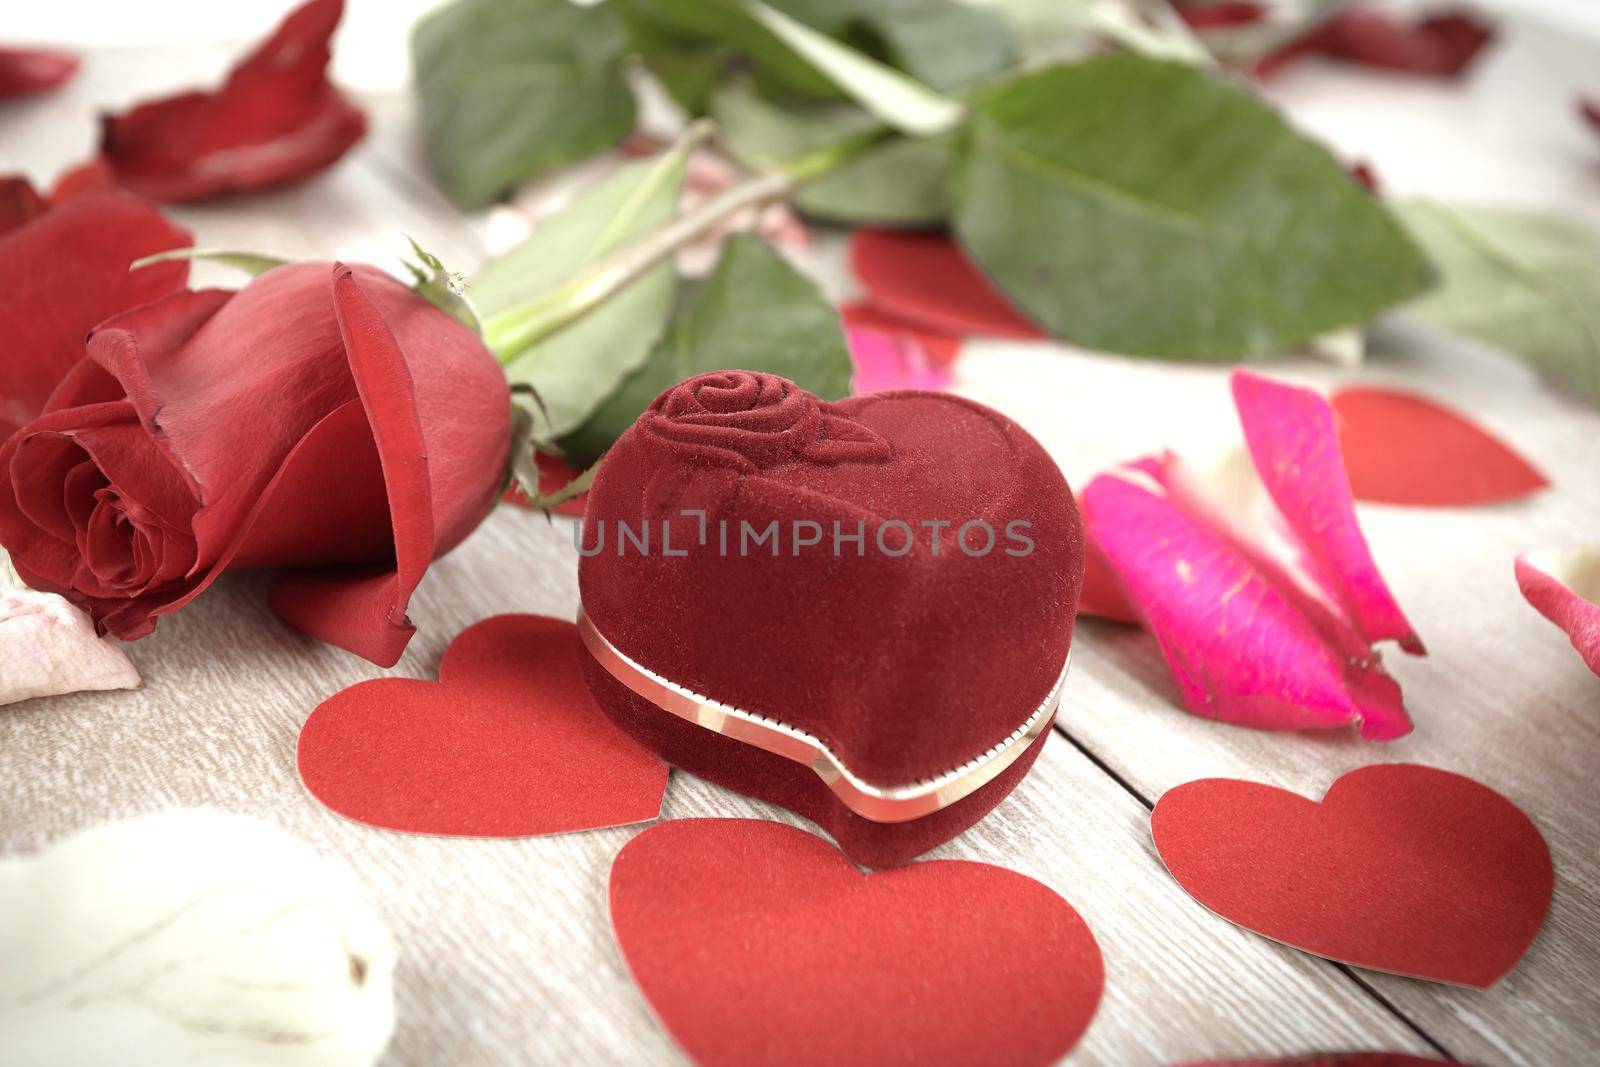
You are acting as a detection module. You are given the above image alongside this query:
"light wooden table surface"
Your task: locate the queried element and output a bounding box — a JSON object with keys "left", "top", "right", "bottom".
{"left": 3, "top": 21, "right": 1598, "bottom": 1067}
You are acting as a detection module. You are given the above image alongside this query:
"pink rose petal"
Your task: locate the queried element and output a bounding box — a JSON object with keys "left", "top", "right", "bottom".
{"left": 1, "top": 589, "right": 140, "bottom": 706}
{"left": 1080, "top": 371, "right": 1422, "bottom": 740}
{"left": 1233, "top": 372, "right": 1424, "bottom": 654}
{"left": 1516, "top": 546, "right": 1600, "bottom": 677}
{"left": 847, "top": 327, "right": 953, "bottom": 395}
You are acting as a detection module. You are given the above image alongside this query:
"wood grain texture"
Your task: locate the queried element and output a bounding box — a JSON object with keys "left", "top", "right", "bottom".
{"left": 3, "top": 24, "right": 1599, "bottom": 1067}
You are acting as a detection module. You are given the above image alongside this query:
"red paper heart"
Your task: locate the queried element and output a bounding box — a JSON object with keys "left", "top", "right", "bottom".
{"left": 1331, "top": 386, "right": 1548, "bottom": 506}
{"left": 298, "top": 614, "right": 667, "bottom": 836}
{"left": 610, "top": 819, "right": 1103, "bottom": 1067}
{"left": 849, "top": 228, "right": 1046, "bottom": 341}
{"left": 1152, "top": 764, "right": 1552, "bottom": 988}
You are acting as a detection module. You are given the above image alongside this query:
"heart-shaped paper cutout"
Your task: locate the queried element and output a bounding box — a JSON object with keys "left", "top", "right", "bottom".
{"left": 1152, "top": 764, "right": 1552, "bottom": 988}
{"left": 610, "top": 819, "right": 1103, "bottom": 1067}
{"left": 1331, "top": 386, "right": 1547, "bottom": 506}
{"left": 298, "top": 614, "right": 667, "bottom": 836}
{"left": 849, "top": 228, "right": 1046, "bottom": 341}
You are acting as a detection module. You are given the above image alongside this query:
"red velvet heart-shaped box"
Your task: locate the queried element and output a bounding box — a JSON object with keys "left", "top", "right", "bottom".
{"left": 577, "top": 371, "right": 1082, "bottom": 867}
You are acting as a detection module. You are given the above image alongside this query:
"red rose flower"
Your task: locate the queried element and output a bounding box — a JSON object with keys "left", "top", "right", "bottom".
{"left": 0, "top": 192, "right": 191, "bottom": 438}
{"left": 0, "top": 262, "right": 510, "bottom": 666}
{"left": 98, "top": 0, "right": 366, "bottom": 202}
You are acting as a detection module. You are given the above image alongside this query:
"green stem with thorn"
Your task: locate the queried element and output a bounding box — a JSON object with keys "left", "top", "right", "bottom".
{"left": 483, "top": 124, "right": 894, "bottom": 367}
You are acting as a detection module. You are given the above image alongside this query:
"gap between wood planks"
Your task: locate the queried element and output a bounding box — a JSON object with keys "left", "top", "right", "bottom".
{"left": 1050, "top": 721, "right": 1459, "bottom": 1061}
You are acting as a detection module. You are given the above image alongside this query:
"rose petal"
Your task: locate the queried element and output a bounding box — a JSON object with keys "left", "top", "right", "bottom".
{"left": 0, "top": 809, "right": 396, "bottom": 1064}
{"left": 1258, "top": 10, "right": 1493, "bottom": 80}
{"left": 847, "top": 327, "right": 953, "bottom": 395}
{"left": 1232, "top": 371, "right": 1424, "bottom": 654}
{"left": 1079, "top": 533, "right": 1138, "bottom": 624}
{"left": 0, "top": 587, "right": 139, "bottom": 706}
{"left": 1581, "top": 97, "right": 1600, "bottom": 139}
{"left": 1173, "top": 2, "right": 1267, "bottom": 30}
{"left": 0, "top": 176, "right": 47, "bottom": 236}
{"left": 267, "top": 265, "right": 438, "bottom": 667}
{"left": 99, "top": 0, "right": 365, "bottom": 203}
{"left": 0, "top": 46, "right": 78, "bottom": 99}
{"left": 849, "top": 229, "right": 1046, "bottom": 341}
{"left": 1331, "top": 385, "right": 1548, "bottom": 507}
{"left": 1081, "top": 371, "right": 1424, "bottom": 740}
{"left": 0, "top": 194, "right": 190, "bottom": 440}
{"left": 1084, "top": 463, "right": 1411, "bottom": 739}
{"left": 840, "top": 301, "right": 962, "bottom": 366}
{"left": 1517, "top": 546, "right": 1600, "bottom": 677}
{"left": 50, "top": 157, "right": 117, "bottom": 201}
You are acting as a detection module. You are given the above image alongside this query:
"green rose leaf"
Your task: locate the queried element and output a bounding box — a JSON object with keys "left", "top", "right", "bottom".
{"left": 562, "top": 235, "right": 853, "bottom": 464}
{"left": 711, "top": 80, "right": 951, "bottom": 224}
{"left": 476, "top": 138, "right": 693, "bottom": 437}
{"left": 1395, "top": 201, "right": 1600, "bottom": 403}
{"left": 952, "top": 54, "right": 1434, "bottom": 360}
{"left": 412, "top": 0, "right": 637, "bottom": 210}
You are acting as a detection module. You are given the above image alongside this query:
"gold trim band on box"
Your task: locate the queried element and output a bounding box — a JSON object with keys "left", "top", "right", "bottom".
{"left": 577, "top": 610, "right": 1067, "bottom": 824}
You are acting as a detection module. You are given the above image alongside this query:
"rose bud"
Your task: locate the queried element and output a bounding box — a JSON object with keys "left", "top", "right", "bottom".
{"left": 0, "top": 262, "right": 510, "bottom": 666}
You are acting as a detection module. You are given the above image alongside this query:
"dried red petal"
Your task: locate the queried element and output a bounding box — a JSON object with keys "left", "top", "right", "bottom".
{"left": 99, "top": 0, "right": 365, "bottom": 203}
{"left": 1259, "top": 9, "right": 1494, "bottom": 80}
{"left": 0, "top": 47, "right": 78, "bottom": 99}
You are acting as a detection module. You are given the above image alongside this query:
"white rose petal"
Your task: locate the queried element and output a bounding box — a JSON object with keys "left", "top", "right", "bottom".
{"left": 0, "top": 590, "right": 141, "bottom": 707}
{"left": 0, "top": 808, "right": 398, "bottom": 1067}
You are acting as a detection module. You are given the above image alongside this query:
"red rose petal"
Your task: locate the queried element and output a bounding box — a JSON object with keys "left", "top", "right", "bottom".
{"left": 0, "top": 47, "right": 78, "bottom": 99}
{"left": 1173, "top": 2, "right": 1267, "bottom": 30}
{"left": 1516, "top": 547, "right": 1600, "bottom": 677}
{"left": 0, "top": 194, "right": 190, "bottom": 440}
{"left": 298, "top": 614, "right": 668, "bottom": 835}
{"left": 50, "top": 157, "right": 117, "bottom": 202}
{"left": 0, "top": 176, "right": 47, "bottom": 236}
{"left": 1331, "top": 385, "right": 1548, "bottom": 507}
{"left": 99, "top": 0, "right": 365, "bottom": 203}
{"left": 1581, "top": 97, "right": 1600, "bottom": 138}
{"left": 1258, "top": 9, "right": 1493, "bottom": 80}
{"left": 1079, "top": 528, "right": 1138, "bottom": 625}
{"left": 1152, "top": 764, "right": 1552, "bottom": 988}
{"left": 839, "top": 300, "right": 962, "bottom": 365}
{"left": 849, "top": 228, "right": 1046, "bottom": 341}
{"left": 267, "top": 264, "right": 438, "bottom": 668}
{"left": 610, "top": 819, "right": 1104, "bottom": 1067}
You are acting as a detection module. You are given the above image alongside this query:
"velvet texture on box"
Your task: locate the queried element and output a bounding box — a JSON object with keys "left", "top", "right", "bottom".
{"left": 578, "top": 371, "right": 1082, "bottom": 867}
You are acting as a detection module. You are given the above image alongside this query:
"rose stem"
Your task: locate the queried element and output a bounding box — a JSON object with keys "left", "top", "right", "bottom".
{"left": 483, "top": 124, "right": 893, "bottom": 366}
